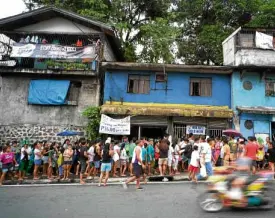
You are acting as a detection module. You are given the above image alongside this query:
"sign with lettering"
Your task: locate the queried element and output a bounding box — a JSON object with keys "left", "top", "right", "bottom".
{"left": 186, "top": 125, "right": 206, "bottom": 135}
{"left": 99, "top": 114, "right": 130, "bottom": 135}
{"left": 11, "top": 43, "right": 97, "bottom": 59}
{"left": 0, "top": 60, "right": 16, "bottom": 67}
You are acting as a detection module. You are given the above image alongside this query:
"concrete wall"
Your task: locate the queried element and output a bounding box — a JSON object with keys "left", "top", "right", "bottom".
{"left": 235, "top": 49, "right": 275, "bottom": 66}
{"left": 223, "top": 36, "right": 235, "bottom": 66}
{"left": 239, "top": 113, "right": 271, "bottom": 138}
{"left": 0, "top": 74, "right": 100, "bottom": 143}
{"left": 232, "top": 72, "right": 275, "bottom": 109}
{"left": 103, "top": 71, "right": 231, "bottom": 106}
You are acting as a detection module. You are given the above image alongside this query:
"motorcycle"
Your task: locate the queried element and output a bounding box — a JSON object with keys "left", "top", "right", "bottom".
{"left": 198, "top": 167, "right": 275, "bottom": 212}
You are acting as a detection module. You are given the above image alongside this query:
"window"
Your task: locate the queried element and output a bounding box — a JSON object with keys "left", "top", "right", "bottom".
{"left": 190, "top": 78, "right": 212, "bottom": 97}
{"left": 265, "top": 81, "right": 275, "bottom": 97}
{"left": 155, "top": 73, "right": 167, "bottom": 82}
{"left": 128, "top": 75, "right": 150, "bottom": 94}
{"left": 66, "top": 81, "right": 82, "bottom": 105}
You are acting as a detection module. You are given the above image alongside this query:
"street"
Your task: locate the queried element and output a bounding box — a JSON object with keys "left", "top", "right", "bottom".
{"left": 1, "top": 183, "right": 275, "bottom": 218}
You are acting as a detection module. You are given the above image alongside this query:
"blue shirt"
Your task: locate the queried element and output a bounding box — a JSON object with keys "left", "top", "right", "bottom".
{"left": 147, "top": 145, "right": 154, "bottom": 160}
{"left": 142, "top": 147, "right": 147, "bottom": 161}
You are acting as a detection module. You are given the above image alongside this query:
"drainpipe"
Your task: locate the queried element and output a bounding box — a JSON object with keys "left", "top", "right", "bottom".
{"left": 138, "top": 126, "right": 141, "bottom": 140}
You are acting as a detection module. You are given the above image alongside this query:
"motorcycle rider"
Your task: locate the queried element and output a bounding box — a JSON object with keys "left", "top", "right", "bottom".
{"left": 227, "top": 156, "right": 270, "bottom": 207}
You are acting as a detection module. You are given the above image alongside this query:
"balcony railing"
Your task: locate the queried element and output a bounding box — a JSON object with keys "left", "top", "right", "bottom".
{"left": 0, "top": 32, "right": 103, "bottom": 72}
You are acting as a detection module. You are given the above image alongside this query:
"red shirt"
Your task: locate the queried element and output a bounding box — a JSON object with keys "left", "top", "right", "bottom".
{"left": 245, "top": 143, "right": 258, "bottom": 160}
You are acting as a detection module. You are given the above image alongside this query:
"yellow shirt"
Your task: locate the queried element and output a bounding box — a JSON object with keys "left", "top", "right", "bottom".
{"left": 57, "top": 152, "right": 63, "bottom": 167}
{"left": 256, "top": 149, "right": 264, "bottom": 161}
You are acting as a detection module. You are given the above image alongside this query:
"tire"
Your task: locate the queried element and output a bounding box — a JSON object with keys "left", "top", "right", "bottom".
{"left": 198, "top": 191, "right": 224, "bottom": 212}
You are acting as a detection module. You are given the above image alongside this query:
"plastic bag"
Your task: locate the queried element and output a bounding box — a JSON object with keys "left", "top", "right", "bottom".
{"left": 200, "top": 165, "right": 207, "bottom": 178}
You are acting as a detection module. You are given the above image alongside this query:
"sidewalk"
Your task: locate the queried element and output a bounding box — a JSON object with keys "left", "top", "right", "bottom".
{"left": 3, "top": 173, "right": 191, "bottom": 185}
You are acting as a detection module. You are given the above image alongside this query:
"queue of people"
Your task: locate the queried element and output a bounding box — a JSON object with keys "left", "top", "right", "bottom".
{"left": 0, "top": 134, "right": 275, "bottom": 186}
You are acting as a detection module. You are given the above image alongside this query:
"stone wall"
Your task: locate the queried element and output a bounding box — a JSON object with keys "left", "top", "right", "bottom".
{"left": 0, "top": 124, "right": 85, "bottom": 145}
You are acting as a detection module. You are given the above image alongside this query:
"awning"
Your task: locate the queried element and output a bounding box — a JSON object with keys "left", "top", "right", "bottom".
{"left": 237, "top": 106, "right": 275, "bottom": 114}
{"left": 101, "top": 102, "right": 233, "bottom": 118}
{"left": 28, "top": 80, "right": 70, "bottom": 105}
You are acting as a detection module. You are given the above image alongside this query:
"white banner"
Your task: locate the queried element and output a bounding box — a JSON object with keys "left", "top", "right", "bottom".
{"left": 99, "top": 114, "right": 130, "bottom": 135}
{"left": 186, "top": 125, "right": 206, "bottom": 135}
{"left": 255, "top": 31, "right": 274, "bottom": 50}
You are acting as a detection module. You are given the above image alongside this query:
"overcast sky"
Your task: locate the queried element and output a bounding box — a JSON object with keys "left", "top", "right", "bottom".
{"left": 0, "top": 0, "right": 26, "bottom": 19}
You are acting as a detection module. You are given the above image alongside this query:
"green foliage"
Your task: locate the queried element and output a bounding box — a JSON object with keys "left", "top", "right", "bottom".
{"left": 24, "top": 0, "right": 275, "bottom": 65}
{"left": 82, "top": 106, "right": 101, "bottom": 140}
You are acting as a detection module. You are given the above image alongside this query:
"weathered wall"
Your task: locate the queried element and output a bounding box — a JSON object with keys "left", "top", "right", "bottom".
{"left": 0, "top": 125, "right": 85, "bottom": 144}
{"left": 104, "top": 71, "right": 231, "bottom": 107}
{"left": 223, "top": 35, "right": 235, "bottom": 66}
{"left": 235, "top": 49, "right": 275, "bottom": 66}
{"left": 0, "top": 74, "right": 100, "bottom": 143}
{"left": 232, "top": 72, "right": 275, "bottom": 109}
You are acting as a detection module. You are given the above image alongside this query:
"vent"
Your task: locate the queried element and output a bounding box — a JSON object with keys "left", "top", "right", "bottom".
{"left": 243, "top": 81, "right": 252, "bottom": 90}
{"left": 244, "top": 120, "right": 253, "bottom": 130}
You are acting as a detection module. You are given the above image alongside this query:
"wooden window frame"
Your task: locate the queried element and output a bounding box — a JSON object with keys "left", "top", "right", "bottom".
{"left": 265, "top": 80, "right": 275, "bottom": 97}
{"left": 127, "top": 75, "right": 150, "bottom": 94}
{"left": 189, "top": 77, "right": 212, "bottom": 97}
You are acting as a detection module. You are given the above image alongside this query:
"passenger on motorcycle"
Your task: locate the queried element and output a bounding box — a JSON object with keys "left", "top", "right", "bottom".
{"left": 226, "top": 156, "right": 255, "bottom": 206}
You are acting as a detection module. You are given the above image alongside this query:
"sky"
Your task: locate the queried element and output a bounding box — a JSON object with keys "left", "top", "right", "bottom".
{"left": 0, "top": 0, "right": 27, "bottom": 19}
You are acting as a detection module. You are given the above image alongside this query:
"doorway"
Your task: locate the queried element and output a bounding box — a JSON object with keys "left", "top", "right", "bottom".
{"left": 271, "top": 122, "right": 275, "bottom": 141}
{"left": 141, "top": 126, "right": 167, "bottom": 140}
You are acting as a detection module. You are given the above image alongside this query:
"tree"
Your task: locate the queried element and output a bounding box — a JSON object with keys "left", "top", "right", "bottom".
{"left": 174, "top": 0, "right": 262, "bottom": 65}
{"left": 82, "top": 106, "right": 101, "bottom": 140}
{"left": 24, "top": 0, "right": 176, "bottom": 63}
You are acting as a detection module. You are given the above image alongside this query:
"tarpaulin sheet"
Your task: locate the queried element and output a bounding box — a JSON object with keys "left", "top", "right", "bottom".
{"left": 28, "top": 80, "right": 70, "bottom": 105}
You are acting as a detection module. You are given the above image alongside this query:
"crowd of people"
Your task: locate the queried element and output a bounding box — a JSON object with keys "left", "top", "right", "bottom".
{"left": 0, "top": 133, "right": 275, "bottom": 187}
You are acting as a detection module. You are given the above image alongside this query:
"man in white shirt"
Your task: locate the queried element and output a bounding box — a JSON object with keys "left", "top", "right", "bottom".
{"left": 87, "top": 145, "right": 95, "bottom": 180}
{"left": 197, "top": 136, "right": 213, "bottom": 180}
{"left": 168, "top": 144, "right": 174, "bottom": 175}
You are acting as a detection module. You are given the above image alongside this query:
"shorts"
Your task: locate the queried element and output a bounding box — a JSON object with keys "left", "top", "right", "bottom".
{"left": 42, "top": 156, "right": 49, "bottom": 164}
{"left": 89, "top": 162, "right": 94, "bottom": 168}
{"left": 63, "top": 161, "right": 72, "bottom": 165}
{"left": 19, "top": 160, "right": 28, "bottom": 172}
{"left": 256, "top": 160, "right": 264, "bottom": 168}
{"left": 188, "top": 165, "right": 199, "bottom": 173}
{"left": 101, "top": 163, "right": 112, "bottom": 172}
{"left": 80, "top": 160, "right": 87, "bottom": 174}
{"left": 2, "top": 163, "right": 13, "bottom": 173}
{"left": 251, "top": 160, "right": 257, "bottom": 168}
{"left": 129, "top": 157, "right": 132, "bottom": 163}
{"left": 168, "top": 158, "right": 173, "bottom": 167}
{"left": 34, "top": 159, "right": 42, "bottom": 166}
{"left": 120, "top": 159, "right": 127, "bottom": 165}
{"left": 94, "top": 161, "right": 101, "bottom": 169}
{"left": 159, "top": 158, "right": 168, "bottom": 165}
{"left": 133, "top": 163, "right": 142, "bottom": 177}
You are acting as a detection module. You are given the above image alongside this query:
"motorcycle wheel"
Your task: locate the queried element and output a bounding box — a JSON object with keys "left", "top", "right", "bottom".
{"left": 198, "top": 191, "right": 224, "bottom": 212}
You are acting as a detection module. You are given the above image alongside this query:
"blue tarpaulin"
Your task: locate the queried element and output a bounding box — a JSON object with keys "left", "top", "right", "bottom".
{"left": 57, "top": 131, "right": 82, "bottom": 136}
{"left": 28, "top": 80, "right": 70, "bottom": 105}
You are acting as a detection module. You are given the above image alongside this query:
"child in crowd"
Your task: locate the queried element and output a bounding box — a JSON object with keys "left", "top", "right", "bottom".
{"left": 188, "top": 145, "right": 200, "bottom": 183}
{"left": 57, "top": 147, "right": 64, "bottom": 180}
{"left": 0, "top": 145, "right": 17, "bottom": 185}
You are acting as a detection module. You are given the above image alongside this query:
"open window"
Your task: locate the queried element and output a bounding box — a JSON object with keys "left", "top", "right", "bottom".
{"left": 190, "top": 77, "right": 212, "bottom": 97}
{"left": 127, "top": 75, "right": 150, "bottom": 94}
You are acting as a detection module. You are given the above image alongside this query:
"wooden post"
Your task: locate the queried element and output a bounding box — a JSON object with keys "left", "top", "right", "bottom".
{"left": 138, "top": 126, "right": 141, "bottom": 140}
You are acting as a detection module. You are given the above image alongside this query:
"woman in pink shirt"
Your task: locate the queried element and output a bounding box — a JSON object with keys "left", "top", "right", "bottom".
{"left": 0, "top": 145, "right": 17, "bottom": 185}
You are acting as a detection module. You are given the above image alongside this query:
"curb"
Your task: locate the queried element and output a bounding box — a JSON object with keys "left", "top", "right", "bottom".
{"left": 1, "top": 180, "right": 208, "bottom": 187}
{"left": 2, "top": 175, "right": 195, "bottom": 186}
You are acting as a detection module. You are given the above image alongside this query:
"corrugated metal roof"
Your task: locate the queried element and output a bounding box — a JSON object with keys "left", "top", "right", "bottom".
{"left": 237, "top": 106, "right": 275, "bottom": 114}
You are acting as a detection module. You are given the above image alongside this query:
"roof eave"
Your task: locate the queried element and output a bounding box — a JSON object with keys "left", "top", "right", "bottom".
{"left": 101, "top": 62, "right": 232, "bottom": 74}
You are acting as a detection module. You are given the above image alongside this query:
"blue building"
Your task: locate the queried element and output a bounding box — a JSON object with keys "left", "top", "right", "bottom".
{"left": 223, "top": 27, "right": 275, "bottom": 140}
{"left": 101, "top": 62, "right": 233, "bottom": 139}
{"left": 231, "top": 69, "right": 275, "bottom": 139}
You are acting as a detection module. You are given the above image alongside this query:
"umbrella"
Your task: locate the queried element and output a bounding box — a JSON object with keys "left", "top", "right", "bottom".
{"left": 57, "top": 131, "right": 82, "bottom": 136}
{"left": 222, "top": 129, "right": 242, "bottom": 137}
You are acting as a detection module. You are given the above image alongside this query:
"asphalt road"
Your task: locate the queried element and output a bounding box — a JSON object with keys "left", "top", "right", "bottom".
{"left": 1, "top": 183, "right": 275, "bottom": 218}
